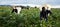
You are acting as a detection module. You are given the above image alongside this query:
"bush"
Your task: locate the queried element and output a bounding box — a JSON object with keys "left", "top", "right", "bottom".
{"left": 0, "top": 6, "right": 60, "bottom": 27}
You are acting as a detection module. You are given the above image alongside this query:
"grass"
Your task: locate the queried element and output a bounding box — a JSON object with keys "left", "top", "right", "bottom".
{"left": 0, "top": 6, "right": 60, "bottom": 27}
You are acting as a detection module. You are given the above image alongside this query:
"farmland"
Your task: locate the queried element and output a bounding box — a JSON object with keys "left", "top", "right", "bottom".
{"left": 0, "top": 6, "right": 60, "bottom": 27}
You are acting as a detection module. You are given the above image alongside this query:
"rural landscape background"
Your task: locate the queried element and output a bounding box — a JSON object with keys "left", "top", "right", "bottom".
{"left": 0, "top": 5, "right": 60, "bottom": 27}
{"left": 0, "top": 0, "right": 60, "bottom": 27}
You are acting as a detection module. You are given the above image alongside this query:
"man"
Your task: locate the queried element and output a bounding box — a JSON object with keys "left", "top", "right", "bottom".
{"left": 46, "top": 7, "right": 52, "bottom": 16}
{"left": 40, "top": 7, "right": 52, "bottom": 22}
{"left": 12, "top": 6, "right": 18, "bottom": 13}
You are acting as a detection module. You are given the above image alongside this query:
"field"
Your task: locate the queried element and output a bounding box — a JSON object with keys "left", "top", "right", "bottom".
{"left": 0, "top": 6, "right": 60, "bottom": 27}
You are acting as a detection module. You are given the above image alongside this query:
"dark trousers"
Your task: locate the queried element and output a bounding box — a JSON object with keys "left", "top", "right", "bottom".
{"left": 40, "top": 15, "right": 48, "bottom": 22}
{"left": 12, "top": 9, "right": 18, "bottom": 13}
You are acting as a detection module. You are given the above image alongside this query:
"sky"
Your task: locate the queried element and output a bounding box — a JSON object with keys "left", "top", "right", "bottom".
{"left": 0, "top": 0, "right": 60, "bottom": 5}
